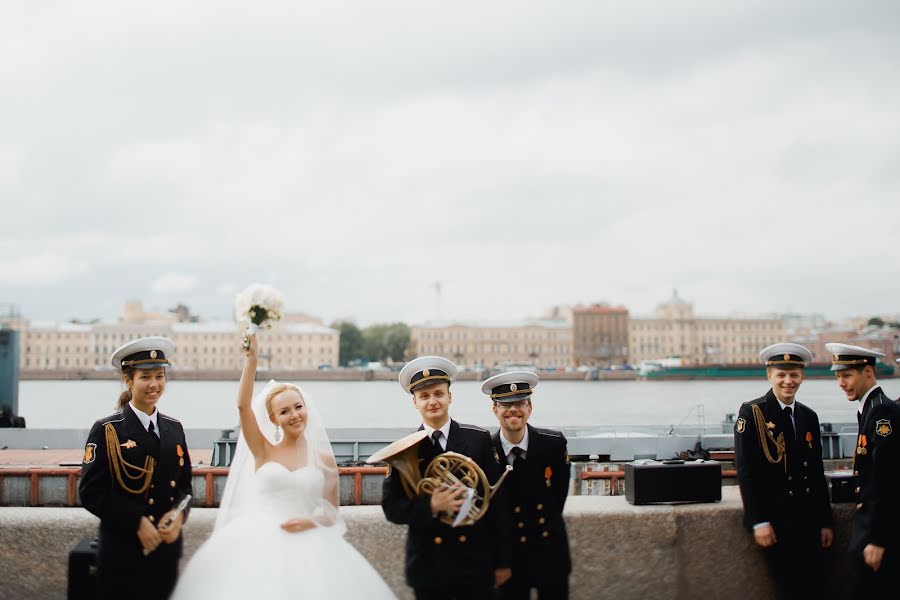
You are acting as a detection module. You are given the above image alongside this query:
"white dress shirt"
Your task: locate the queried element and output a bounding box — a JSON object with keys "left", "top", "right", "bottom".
{"left": 129, "top": 401, "right": 159, "bottom": 437}
{"left": 858, "top": 383, "right": 879, "bottom": 415}
{"left": 499, "top": 427, "right": 530, "bottom": 465}
{"left": 776, "top": 398, "right": 796, "bottom": 430}
{"left": 423, "top": 420, "right": 451, "bottom": 451}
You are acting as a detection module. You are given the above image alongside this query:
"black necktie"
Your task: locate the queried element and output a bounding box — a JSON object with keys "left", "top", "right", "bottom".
{"left": 431, "top": 430, "right": 443, "bottom": 450}
{"left": 783, "top": 406, "right": 795, "bottom": 440}
{"left": 146, "top": 420, "right": 160, "bottom": 456}
{"left": 510, "top": 446, "right": 525, "bottom": 470}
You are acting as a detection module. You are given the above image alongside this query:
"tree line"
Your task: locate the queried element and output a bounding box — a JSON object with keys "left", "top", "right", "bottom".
{"left": 331, "top": 321, "right": 411, "bottom": 367}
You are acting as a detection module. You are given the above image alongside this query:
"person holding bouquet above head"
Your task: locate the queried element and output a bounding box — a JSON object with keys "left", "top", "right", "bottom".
{"left": 170, "top": 331, "right": 396, "bottom": 600}
{"left": 233, "top": 282, "right": 286, "bottom": 347}
{"left": 79, "top": 337, "right": 192, "bottom": 600}
{"left": 380, "top": 356, "right": 512, "bottom": 600}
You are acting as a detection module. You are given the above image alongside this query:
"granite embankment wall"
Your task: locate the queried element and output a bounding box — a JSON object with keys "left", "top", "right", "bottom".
{"left": 0, "top": 487, "right": 856, "bottom": 600}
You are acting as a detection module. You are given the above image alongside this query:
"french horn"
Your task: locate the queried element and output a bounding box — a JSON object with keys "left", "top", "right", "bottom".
{"left": 367, "top": 430, "right": 512, "bottom": 527}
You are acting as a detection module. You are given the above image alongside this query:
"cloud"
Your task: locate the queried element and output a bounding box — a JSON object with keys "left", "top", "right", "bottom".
{"left": 216, "top": 281, "right": 238, "bottom": 297}
{"left": 0, "top": 253, "right": 90, "bottom": 285}
{"left": 1, "top": 1, "right": 899, "bottom": 324}
{"left": 150, "top": 273, "right": 198, "bottom": 295}
{"left": 0, "top": 144, "right": 25, "bottom": 185}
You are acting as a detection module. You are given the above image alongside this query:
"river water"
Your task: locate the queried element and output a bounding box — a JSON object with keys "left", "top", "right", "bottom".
{"left": 18, "top": 378, "right": 896, "bottom": 430}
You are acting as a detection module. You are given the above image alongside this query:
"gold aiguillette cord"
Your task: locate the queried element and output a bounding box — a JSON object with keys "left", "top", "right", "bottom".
{"left": 751, "top": 404, "right": 787, "bottom": 473}
{"left": 104, "top": 423, "right": 156, "bottom": 495}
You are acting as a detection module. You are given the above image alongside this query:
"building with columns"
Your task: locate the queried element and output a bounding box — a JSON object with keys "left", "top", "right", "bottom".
{"left": 409, "top": 320, "right": 573, "bottom": 369}
{"left": 572, "top": 304, "right": 629, "bottom": 367}
{"left": 17, "top": 303, "right": 339, "bottom": 372}
{"left": 629, "top": 292, "right": 786, "bottom": 366}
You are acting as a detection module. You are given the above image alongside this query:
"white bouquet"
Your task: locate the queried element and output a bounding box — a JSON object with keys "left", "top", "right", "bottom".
{"left": 235, "top": 284, "right": 286, "bottom": 343}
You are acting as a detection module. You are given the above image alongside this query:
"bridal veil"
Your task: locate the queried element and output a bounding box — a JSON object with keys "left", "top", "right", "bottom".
{"left": 215, "top": 379, "right": 344, "bottom": 533}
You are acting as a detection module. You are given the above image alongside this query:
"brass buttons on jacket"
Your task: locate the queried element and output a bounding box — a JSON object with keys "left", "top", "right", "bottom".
{"left": 433, "top": 537, "right": 442, "bottom": 545}
{"left": 514, "top": 506, "right": 521, "bottom": 513}
{"left": 542, "top": 531, "right": 549, "bottom": 538}
{"left": 520, "top": 536, "right": 527, "bottom": 543}
{"left": 458, "top": 535, "right": 467, "bottom": 543}
{"left": 148, "top": 498, "right": 155, "bottom": 505}
{"left": 518, "top": 522, "right": 525, "bottom": 529}
{"left": 538, "top": 517, "right": 546, "bottom": 524}
{"left": 536, "top": 504, "right": 543, "bottom": 510}
{"left": 170, "top": 480, "right": 176, "bottom": 488}
{"left": 149, "top": 515, "right": 155, "bottom": 522}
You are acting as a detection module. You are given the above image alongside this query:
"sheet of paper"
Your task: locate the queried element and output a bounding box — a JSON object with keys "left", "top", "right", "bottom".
{"left": 452, "top": 487, "right": 476, "bottom": 527}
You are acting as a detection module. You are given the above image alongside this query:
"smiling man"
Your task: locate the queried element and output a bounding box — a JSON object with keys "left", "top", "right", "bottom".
{"left": 734, "top": 343, "right": 833, "bottom": 599}
{"left": 826, "top": 343, "right": 900, "bottom": 596}
{"left": 483, "top": 370, "right": 571, "bottom": 600}
{"left": 381, "top": 356, "right": 511, "bottom": 600}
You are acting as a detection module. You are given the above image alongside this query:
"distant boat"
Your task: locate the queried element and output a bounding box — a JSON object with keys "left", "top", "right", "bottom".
{"left": 641, "top": 362, "right": 896, "bottom": 380}
{"left": 488, "top": 363, "right": 538, "bottom": 376}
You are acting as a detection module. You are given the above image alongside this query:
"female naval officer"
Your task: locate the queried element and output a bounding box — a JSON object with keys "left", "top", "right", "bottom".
{"left": 79, "top": 336, "right": 193, "bottom": 600}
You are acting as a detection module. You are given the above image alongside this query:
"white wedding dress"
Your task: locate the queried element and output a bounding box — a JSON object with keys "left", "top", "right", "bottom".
{"left": 171, "top": 462, "right": 396, "bottom": 599}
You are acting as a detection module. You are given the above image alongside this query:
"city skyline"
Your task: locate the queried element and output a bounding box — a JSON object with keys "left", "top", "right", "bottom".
{"left": 2, "top": 1, "right": 899, "bottom": 325}
{"left": 3, "top": 293, "right": 895, "bottom": 331}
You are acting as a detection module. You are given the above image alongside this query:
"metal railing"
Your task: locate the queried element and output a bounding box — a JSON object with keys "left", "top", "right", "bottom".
{"left": 0, "top": 465, "right": 389, "bottom": 508}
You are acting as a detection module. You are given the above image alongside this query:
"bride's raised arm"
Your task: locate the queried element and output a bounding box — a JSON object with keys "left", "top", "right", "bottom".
{"left": 238, "top": 334, "right": 267, "bottom": 463}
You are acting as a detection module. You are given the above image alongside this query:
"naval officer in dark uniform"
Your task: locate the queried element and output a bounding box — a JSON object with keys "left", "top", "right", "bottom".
{"left": 826, "top": 343, "right": 900, "bottom": 596}
{"left": 381, "top": 356, "right": 512, "bottom": 600}
{"left": 79, "top": 337, "right": 193, "bottom": 600}
{"left": 734, "top": 343, "right": 833, "bottom": 599}
{"left": 483, "top": 370, "right": 571, "bottom": 600}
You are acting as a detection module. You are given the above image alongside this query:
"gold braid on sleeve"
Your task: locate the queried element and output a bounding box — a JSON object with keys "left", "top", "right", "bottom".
{"left": 751, "top": 404, "right": 787, "bottom": 473}
{"left": 104, "top": 423, "right": 156, "bottom": 495}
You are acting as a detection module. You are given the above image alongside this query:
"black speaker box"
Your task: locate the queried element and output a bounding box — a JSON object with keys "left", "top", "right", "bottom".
{"left": 624, "top": 459, "right": 722, "bottom": 505}
{"left": 826, "top": 471, "right": 855, "bottom": 503}
{"left": 68, "top": 537, "right": 99, "bottom": 600}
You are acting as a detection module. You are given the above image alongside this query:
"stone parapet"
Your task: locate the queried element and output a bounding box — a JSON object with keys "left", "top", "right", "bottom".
{"left": 0, "top": 487, "right": 856, "bottom": 600}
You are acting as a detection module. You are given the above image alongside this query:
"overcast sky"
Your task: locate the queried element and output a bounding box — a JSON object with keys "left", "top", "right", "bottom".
{"left": 1, "top": 1, "right": 898, "bottom": 326}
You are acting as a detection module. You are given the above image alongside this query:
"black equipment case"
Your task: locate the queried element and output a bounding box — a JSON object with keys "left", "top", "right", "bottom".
{"left": 825, "top": 471, "right": 855, "bottom": 503}
{"left": 624, "top": 459, "right": 722, "bottom": 505}
{"left": 67, "top": 537, "right": 99, "bottom": 600}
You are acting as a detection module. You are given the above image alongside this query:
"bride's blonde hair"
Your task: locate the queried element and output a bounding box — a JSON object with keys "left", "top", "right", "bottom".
{"left": 264, "top": 383, "right": 304, "bottom": 419}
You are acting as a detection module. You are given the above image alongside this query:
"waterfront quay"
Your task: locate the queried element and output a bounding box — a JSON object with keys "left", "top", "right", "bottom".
{"left": 0, "top": 420, "right": 863, "bottom": 599}
{"left": 1, "top": 422, "right": 857, "bottom": 508}
{"left": 1, "top": 487, "right": 860, "bottom": 600}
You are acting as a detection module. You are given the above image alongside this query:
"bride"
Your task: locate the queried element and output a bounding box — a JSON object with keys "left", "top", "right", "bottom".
{"left": 171, "top": 334, "right": 395, "bottom": 599}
